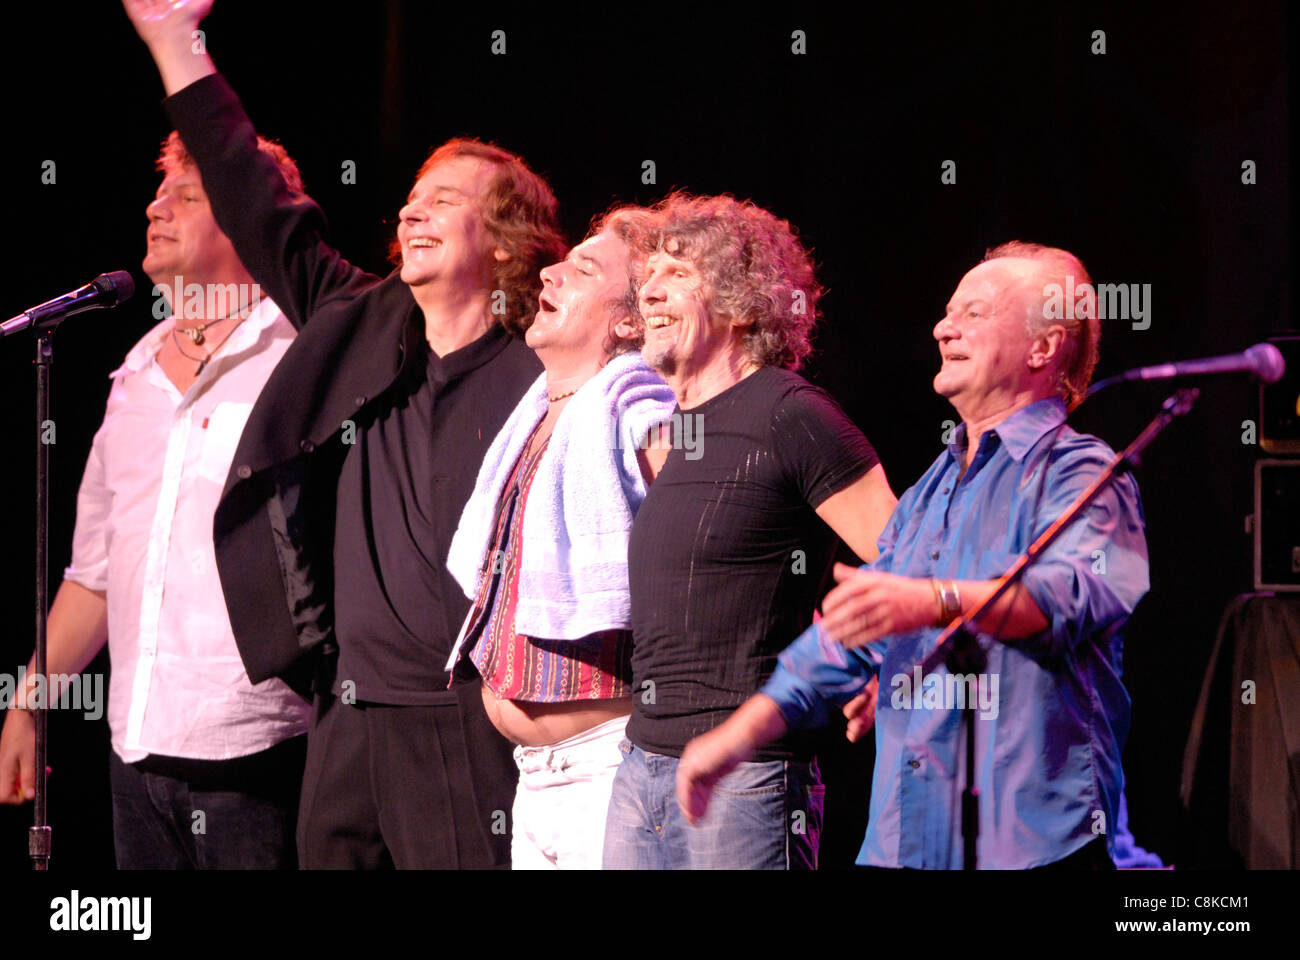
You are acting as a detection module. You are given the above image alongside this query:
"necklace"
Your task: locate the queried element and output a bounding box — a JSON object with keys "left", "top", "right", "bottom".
{"left": 547, "top": 388, "right": 577, "bottom": 403}
{"left": 171, "top": 314, "right": 249, "bottom": 376}
{"left": 175, "top": 297, "right": 258, "bottom": 344}
{"left": 523, "top": 419, "right": 552, "bottom": 464}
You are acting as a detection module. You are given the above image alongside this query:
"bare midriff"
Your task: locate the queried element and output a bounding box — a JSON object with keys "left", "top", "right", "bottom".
{"left": 480, "top": 685, "right": 633, "bottom": 747}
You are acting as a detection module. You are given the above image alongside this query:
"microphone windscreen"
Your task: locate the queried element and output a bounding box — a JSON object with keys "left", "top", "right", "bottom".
{"left": 93, "top": 271, "right": 135, "bottom": 306}
{"left": 1247, "top": 342, "right": 1286, "bottom": 383}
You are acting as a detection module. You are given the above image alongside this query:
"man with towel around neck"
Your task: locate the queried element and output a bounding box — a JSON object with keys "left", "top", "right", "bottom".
{"left": 444, "top": 207, "right": 675, "bottom": 869}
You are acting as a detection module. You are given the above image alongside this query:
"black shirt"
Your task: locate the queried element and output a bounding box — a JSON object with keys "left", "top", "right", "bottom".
{"left": 164, "top": 75, "right": 543, "bottom": 694}
{"left": 334, "top": 324, "right": 541, "bottom": 705}
{"left": 626, "top": 366, "right": 878, "bottom": 760}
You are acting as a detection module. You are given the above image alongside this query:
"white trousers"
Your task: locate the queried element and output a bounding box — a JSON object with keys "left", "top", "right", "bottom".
{"left": 510, "top": 714, "right": 629, "bottom": 869}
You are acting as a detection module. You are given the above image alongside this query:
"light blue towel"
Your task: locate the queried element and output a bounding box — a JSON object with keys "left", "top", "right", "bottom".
{"left": 445, "top": 351, "right": 675, "bottom": 667}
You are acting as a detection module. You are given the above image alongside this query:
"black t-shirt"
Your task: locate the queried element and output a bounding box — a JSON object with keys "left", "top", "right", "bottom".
{"left": 626, "top": 366, "right": 879, "bottom": 760}
{"left": 333, "top": 323, "right": 541, "bottom": 705}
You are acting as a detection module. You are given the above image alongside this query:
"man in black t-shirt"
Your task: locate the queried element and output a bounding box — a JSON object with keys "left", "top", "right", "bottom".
{"left": 602, "top": 194, "right": 897, "bottom": 869}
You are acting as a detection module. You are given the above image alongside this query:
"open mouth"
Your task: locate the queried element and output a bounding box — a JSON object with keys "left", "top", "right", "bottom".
{"left": 646, "top": 315, "right": 678, "bottom": 329}
{"left": 538, "top": 293, "right": 558, "bottom": 313}
{"left": 406, "top": 237, "right": 443, "bottom": 249}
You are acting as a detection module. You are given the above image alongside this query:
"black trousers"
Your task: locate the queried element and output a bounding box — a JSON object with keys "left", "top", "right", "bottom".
{"left": 296, "top": 677, "right": 516, "bottom": 869}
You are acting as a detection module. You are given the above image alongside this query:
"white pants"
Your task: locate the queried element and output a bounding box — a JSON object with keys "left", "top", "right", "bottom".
{"left": 510, "top": 714, "right": 629, "bottom": 869}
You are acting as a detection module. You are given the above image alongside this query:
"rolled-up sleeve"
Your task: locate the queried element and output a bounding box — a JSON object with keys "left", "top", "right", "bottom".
{"left": 1016, "top": 448, "right": 1149, "bottom": 659}
{"left": 762, "top": 621, "right": 882, "bottom": 729}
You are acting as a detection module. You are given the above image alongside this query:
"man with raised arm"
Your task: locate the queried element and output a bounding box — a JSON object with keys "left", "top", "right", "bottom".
{"left": 677, "top": 242, "right": 1149, "bottom": 870}
{"left": 0, "top": 131, "right": 310, "bottom": 869}
{"left": 601, "top": 193, "right": 897, "bottom": 870}
{"left": 123, "top": 0, "right": 566, "bottom": 868}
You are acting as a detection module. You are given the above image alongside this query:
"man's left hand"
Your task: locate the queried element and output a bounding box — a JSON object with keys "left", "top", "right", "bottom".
{"left": 821, "top": 563, "right": 936, "bottom": 648}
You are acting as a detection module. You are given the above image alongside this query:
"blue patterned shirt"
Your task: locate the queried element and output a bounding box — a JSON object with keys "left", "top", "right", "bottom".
{"left": 762, "top": 397, "right": 1149, "bottom": 868}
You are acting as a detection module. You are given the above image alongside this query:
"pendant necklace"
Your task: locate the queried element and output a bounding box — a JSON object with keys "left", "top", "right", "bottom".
{"left": 171, "top": 311, "right": 251, "bottom": 376}
{"left": 174, "top": 296, "right": 257, "bottom": 345}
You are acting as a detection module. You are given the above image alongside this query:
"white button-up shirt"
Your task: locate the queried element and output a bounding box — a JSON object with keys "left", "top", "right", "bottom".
{"left": 64, "top": 300, "right": 310, "bottom": 763}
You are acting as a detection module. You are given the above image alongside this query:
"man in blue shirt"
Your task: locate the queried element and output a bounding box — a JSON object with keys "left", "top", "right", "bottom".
{"left": 676, "top": 242, "right": 1149, "bottom": 869}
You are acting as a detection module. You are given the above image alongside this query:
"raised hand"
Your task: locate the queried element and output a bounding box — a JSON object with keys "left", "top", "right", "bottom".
{"left": 121, "top": 0, "right": 217, "bottom": 95}
{"left": 122, "top": 0, "right": 214, "bottom": 44}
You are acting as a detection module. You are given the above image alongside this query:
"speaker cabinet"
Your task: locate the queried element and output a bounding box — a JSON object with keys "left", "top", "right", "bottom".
{"left": 1255, "top": 459, "right": 1300, "bottom": 591}
{"left": 1260, "top": 335, "right": 1300, "bottom": 454}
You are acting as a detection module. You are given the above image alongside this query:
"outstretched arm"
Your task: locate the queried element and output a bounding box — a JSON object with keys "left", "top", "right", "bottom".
{"left": 820, "top": 447, "right": 1150, "bottom": 653}
{"left": 820, "top": 563, "right": 1049, "bottom": 649}
{"left": 123, "top": 0, "right": 375, "bottom": 330}
{"left": 122, "top": 0, "right": 216, "bottom": 95}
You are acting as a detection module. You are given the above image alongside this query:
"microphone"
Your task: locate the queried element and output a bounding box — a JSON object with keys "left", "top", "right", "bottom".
{"left": 1121, "top": 343, "right": 1285, "bottom": 384}
{"left": 2, "top": 271, "right": 136, "bottom": 338}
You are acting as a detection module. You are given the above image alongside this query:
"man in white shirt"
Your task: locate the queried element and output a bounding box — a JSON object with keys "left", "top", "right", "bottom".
{"left": 0, "top": 132, "right": 311, "bottom": 869}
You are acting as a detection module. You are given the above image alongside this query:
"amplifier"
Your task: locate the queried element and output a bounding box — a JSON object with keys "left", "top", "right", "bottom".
{"left": 1255, "top": 459, "right": 1300, "bottom": 591}
{"left": 1260, "top": 334, "right": 1300, "bottom": 454}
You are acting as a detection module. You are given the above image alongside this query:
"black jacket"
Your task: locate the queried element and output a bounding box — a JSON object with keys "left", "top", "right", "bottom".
{"left": 165, "top": 75, "right": 539, "bottom": 696}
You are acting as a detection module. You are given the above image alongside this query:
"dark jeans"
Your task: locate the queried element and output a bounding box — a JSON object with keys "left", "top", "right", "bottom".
{"left": 108, "top": 735, "right": 306, "bottom": 869}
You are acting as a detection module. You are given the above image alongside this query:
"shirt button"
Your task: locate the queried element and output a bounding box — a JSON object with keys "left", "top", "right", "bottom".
{"left": 236, "top": 465, "right": 252, "bottom": 480}
{"left": 931, "top": 551, "right": 940, "bottom": 560}
{"left": 908, "top": 759, "right": 921, "bottom": 769}
{"left": 942, "top": 487, "right": 950, "bottom": 494}
{"left": 354, "top": 395, "right": 367, "bottom": 408}
{"left": 300, "top": 439, "right": 315, "bottom": 453}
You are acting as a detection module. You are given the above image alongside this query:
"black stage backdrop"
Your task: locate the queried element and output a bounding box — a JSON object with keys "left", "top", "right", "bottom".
{"left": 0, "top": 0, "right": 1290, "bottom": 870}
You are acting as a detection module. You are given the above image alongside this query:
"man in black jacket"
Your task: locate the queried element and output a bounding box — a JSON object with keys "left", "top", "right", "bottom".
{"left": 125, "top": 0, "right": 567, "bottom": 868}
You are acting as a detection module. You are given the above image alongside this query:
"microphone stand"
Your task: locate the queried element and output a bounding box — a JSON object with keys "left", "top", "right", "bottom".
{"left": 6, "top": 276, "right": 133, "bottom": 869}
{"left": 916, "top": 386, "right": 1200, "bottom": 870}
{"left": 29, "top": 330, "right": 54, "bottom": 870}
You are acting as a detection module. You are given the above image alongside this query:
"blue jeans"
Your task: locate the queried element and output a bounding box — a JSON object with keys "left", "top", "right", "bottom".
{"left": 602, "top": 738, "right": 824, "bottom": 869}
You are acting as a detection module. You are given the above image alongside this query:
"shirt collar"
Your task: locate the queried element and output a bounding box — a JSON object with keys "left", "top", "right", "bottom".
{"left": 110, "top": 298, "right": 281, "bottom": 381}
{"left": 948, "top": 396, "right": 1068, "bottom": 463}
